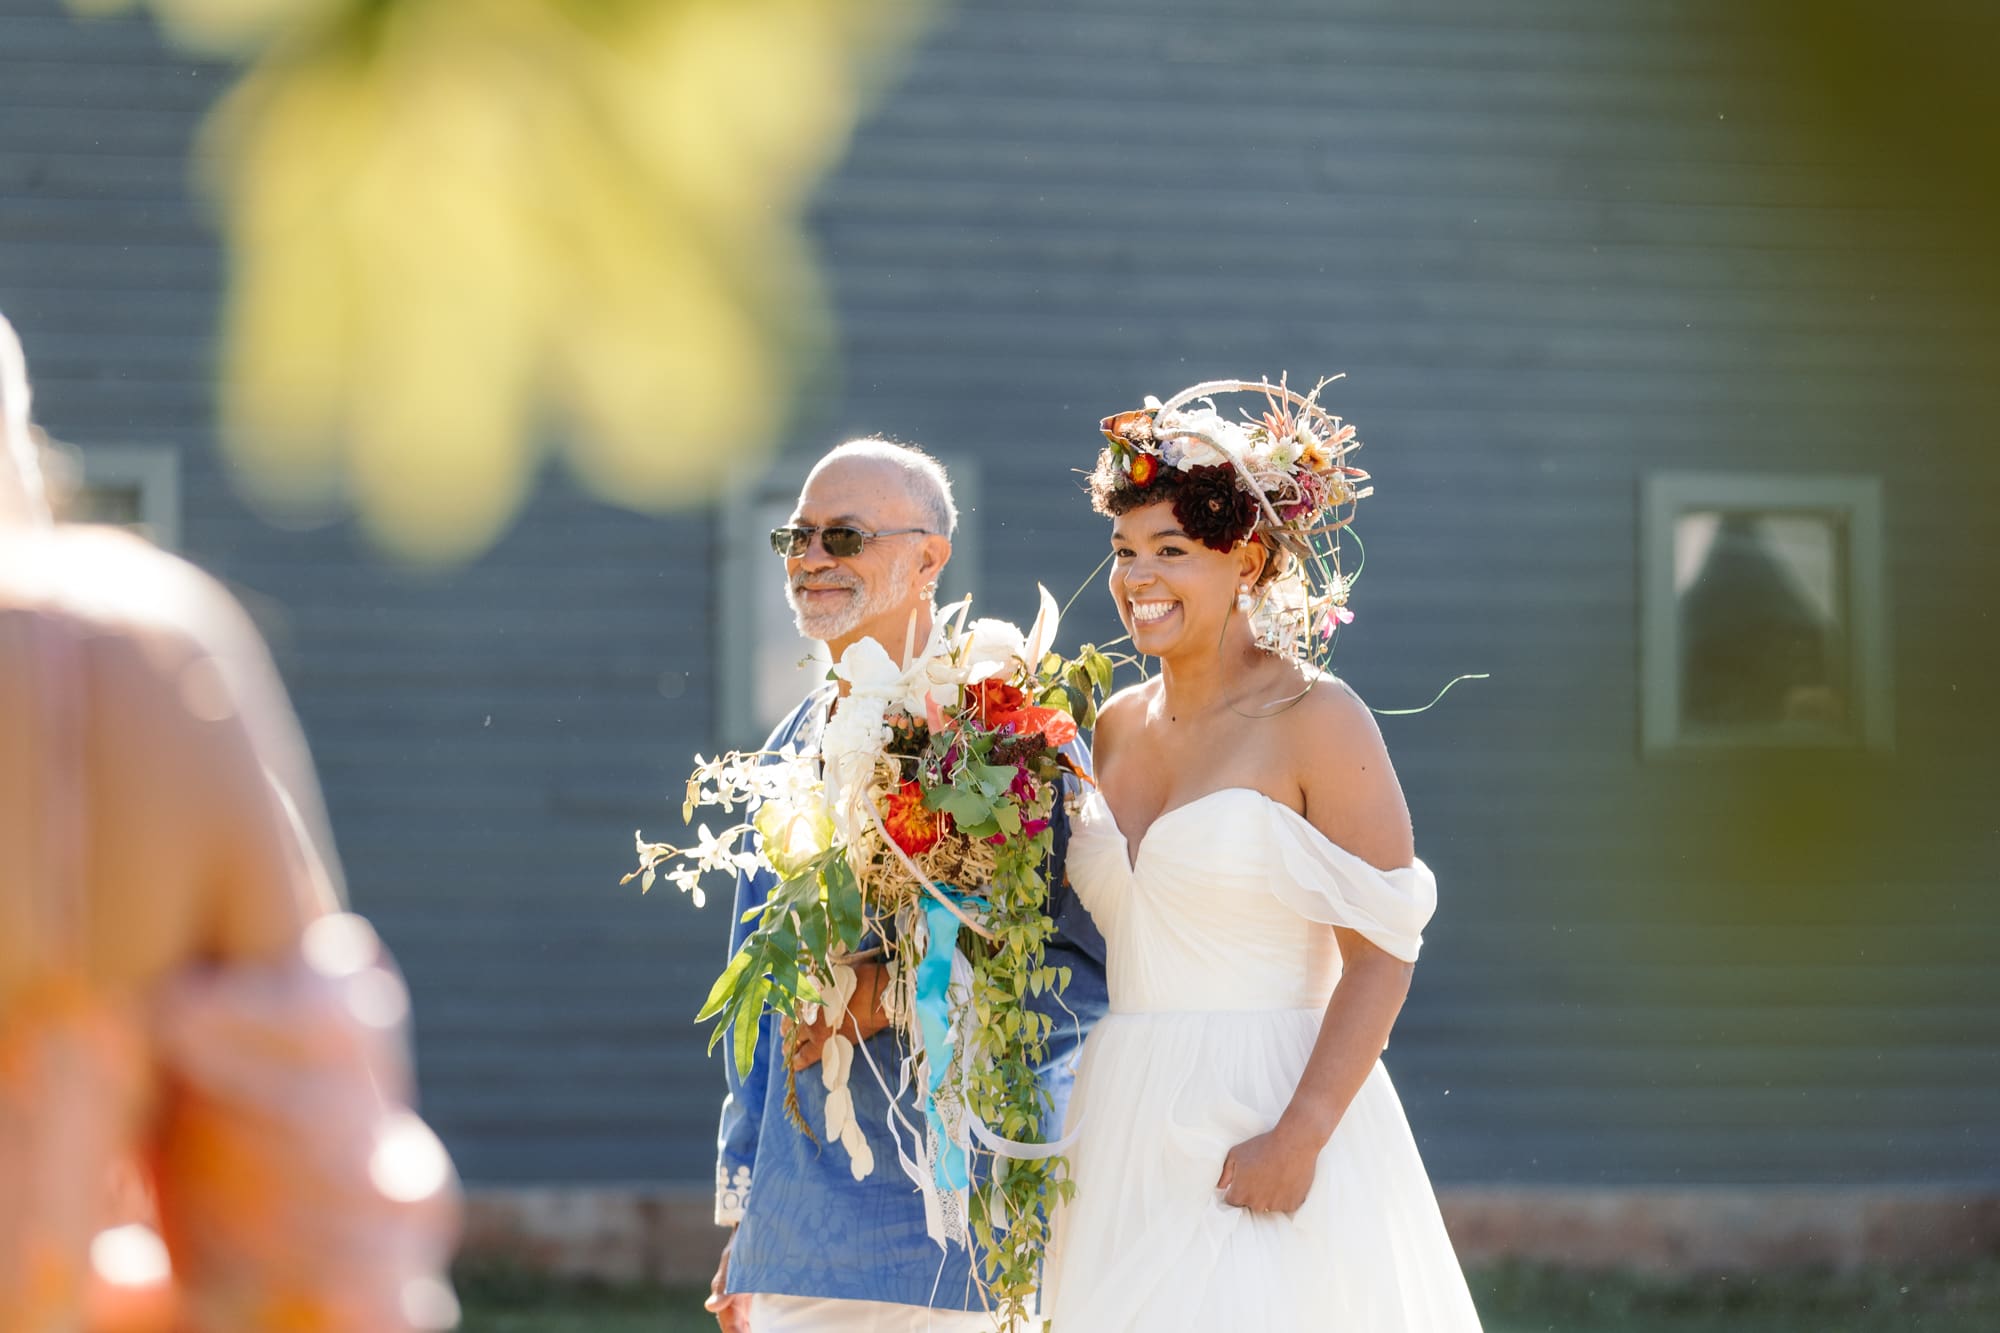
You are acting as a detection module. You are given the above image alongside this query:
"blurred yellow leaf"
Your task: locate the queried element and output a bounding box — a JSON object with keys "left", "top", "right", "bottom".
{"left": 74, "top": 0, "right": 933, "bottom": 561}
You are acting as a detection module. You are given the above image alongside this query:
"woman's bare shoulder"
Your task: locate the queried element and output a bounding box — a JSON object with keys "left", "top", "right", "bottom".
{"left": 1287, "top": 673, "right": 1413, "bottom": 870}
{"left": 1098, "top": 678, "right": 1158, "bottom": 720}
{"left": 3, "top": 527, "right": 250, "bottom": 645}
{"left": 1290, "top": 672, "right": 1387, "bottom": 750}
{"left": 3, "top": 528, "right": 322, "bottom": 967}
{"left": 1090, "top": 678, "right": 1157, "bottom": 760}
{"left": 8, "top": 530, "right": 303, "bottom": 784}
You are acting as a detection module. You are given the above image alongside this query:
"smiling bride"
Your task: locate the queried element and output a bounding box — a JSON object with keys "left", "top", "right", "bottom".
{"left": 1042, "top": 380, "right": 1484, "bottom": 1330}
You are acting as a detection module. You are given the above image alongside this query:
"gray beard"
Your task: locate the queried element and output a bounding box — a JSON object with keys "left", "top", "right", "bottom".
{"left": 788, "top": 546, "right": 922, "bottom": 644}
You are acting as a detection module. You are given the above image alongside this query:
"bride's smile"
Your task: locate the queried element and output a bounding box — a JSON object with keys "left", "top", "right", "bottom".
{"left": 1109, "top": 503, "right": 1269, "bottom": 661}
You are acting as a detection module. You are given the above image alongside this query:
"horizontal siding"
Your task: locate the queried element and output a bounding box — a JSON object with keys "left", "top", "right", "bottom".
{"left": 5, "top": 0, "right": 1997, "bottom": 1190}
{"left": 805, "top": 0, "right": 2000, "bottom": 1194}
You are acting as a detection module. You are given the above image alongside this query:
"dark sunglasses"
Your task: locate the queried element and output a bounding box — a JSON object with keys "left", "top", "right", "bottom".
{"left": 769, "top": 524, "right": 933, "bottom": 558}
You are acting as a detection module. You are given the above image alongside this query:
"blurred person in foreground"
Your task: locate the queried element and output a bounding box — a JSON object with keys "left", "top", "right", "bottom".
{"left": 0, "top": 312, "right": 460, "bottom": 1332}
{"left": 706, "top": 440, "right": 1108, "bottom": 1332}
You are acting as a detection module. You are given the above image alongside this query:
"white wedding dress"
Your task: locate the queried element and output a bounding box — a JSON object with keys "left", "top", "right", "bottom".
{"left": 1043, "top": 787, "right": 1483, "bottom": 1330}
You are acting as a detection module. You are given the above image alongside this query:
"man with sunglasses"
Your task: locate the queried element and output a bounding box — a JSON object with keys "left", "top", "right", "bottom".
{"left": 706, "top": 439, "right": 1108, "bottom": 1333}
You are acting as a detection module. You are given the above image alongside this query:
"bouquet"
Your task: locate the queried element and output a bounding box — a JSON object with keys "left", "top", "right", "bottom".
{"left": 629, "top": 587, "right": 1115, "bottom": 1327}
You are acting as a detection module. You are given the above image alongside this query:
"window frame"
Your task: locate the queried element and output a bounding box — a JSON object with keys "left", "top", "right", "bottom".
{"left": 73, "top": 444, "right": 182, "bottom": 550}
{"left": 1639, "top": 472, "right": 1890, "bottom": 755}
{"left": 714, "top": 453, "right": 982, "bottom": 749}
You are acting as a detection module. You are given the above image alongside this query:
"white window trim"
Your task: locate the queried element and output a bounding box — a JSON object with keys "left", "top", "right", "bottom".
{"left": 715, "top": 454, "right": 982, "bottom": 749}
{"left": 75, "top": 444, "right": 181, "bottom": 551}
{"left": 1640, "top": 472, "right": 1890, "bottom": 755}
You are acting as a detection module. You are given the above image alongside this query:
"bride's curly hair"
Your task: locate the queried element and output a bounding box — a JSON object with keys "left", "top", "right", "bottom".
{"left": 1088, "top": 454, "right": 1285, "bottom": 584}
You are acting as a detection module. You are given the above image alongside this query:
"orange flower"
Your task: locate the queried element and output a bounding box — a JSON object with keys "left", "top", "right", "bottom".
{"left": 881, "top": 780, "right": 944, "bottom": 856}
{"left": 998, "top": 704, "right": 1079, "bottom": 747}
{"left": 966, "top": 679, "right": 1027, "bottom": 726}
{"left": 1127, "top": 452, "right": 1159, "bottom": 486}
{"left": 961, "top": 679, "right": 1079, "bottom": 747}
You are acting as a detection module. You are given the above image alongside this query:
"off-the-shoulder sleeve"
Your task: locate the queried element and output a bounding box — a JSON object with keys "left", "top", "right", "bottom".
{"left": 1266, "top": 808, "right": 1438, "bottom": 963}
{"left": 150, "top": 913, "right": 460, "bottom": 1332}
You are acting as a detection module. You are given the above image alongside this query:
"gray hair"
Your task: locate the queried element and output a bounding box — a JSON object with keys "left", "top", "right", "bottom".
{"left": 815, "top": 437, "right": 958, "bottom": 538}
{"left": 0, "top": 312, "right": 49, "bottom": 527}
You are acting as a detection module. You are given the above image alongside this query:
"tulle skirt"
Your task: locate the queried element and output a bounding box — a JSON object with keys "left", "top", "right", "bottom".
{"left": 1043, "top": 1007, "right": 1483, "bottom": 1331}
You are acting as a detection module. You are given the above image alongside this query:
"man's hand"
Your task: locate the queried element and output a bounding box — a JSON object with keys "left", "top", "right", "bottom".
{"left": 783, "top": 960, "right": 894, "bottom": 1072}
{"left": 705, "top": 1231, "right": 750, "bottom": 1333}
{"left": 1216, "top": 1118, "right": 1325, "bottom": 1215}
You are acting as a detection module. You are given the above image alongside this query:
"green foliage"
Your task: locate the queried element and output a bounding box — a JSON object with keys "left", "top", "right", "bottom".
{"left": 701, "top": 847, "right": 842, "bottom": 1077}
{"left": 960, "top": 813, "right": 1065, "bottom": 1323}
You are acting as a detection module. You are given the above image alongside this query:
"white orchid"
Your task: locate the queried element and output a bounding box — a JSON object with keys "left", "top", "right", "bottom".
{"left": 684, "top": 748, "right": 802, "bottom": 821}
{"left": 665, "top": 864, "right": 709, "bottom": 908}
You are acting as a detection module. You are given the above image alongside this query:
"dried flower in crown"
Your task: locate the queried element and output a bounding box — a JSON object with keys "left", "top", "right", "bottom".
{"left": 1096, "top": 376, "right": 1369, "bottom": 544}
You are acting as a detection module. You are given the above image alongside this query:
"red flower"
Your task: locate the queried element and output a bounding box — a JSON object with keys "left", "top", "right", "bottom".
{"left": 966, "top": 679, "right": 1026, "bottom": 726}
{"left": 996, "top": 703, "right": 1079, "bottom": 747}
{"left": 1127, "top": 452, "right": 1160, "bottom": 487}
{"left": 881, "top": 780, "right": 944, "bottom": 856}
{"left": 963, "top": 679, "right": 1080, "bottom": 747}
{"left": 1280, "top": 470, "right": 1327, "bottom": 520}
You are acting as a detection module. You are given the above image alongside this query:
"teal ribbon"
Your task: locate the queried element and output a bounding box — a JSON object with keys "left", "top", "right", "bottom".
{"left": 914, "top": 886, "right": 986, "bottom": 1194}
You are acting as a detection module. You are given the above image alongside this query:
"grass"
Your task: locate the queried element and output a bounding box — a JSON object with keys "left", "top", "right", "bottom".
{"left": 455, "top": 1265, "right": 698, "bottom": 1333}
{"left": 1471, "top": 1260, "right": 2000, "bottom": 1332}
{"left": 455, "top": 1259, "right": 2000, "bottom": 1332}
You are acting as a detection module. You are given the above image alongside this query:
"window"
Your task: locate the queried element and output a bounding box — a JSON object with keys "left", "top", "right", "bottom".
{"left": 68, "top": 445, "right": 181, "bottom": 549}
{"left": 714, "top": 454, "right": 981, "bottom": 747}
{"left": 1640, "top": 473, "right": 1889, "bottom": 753}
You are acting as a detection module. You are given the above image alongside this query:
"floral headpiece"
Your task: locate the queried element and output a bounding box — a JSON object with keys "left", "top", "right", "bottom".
{"left": 1096, "top": 376, "right": 1373, "bottom": 662}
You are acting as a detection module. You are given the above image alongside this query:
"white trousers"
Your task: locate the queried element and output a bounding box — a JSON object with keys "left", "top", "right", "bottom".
{"left": 748, "top": 1293, "right": 1012, "bottom": 1332}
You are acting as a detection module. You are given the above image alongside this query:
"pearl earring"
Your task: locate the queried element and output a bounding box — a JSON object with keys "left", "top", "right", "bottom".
{"left": 1236, "top": 584, "right": 1255, "bottom": 614}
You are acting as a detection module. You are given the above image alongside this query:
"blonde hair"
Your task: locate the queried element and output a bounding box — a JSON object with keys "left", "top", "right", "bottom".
{"left": 0, "top": 313, "right": 49, "bottom": 527}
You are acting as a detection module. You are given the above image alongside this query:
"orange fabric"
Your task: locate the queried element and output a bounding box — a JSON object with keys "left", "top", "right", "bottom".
{"left": 0, "top": 924, "right": 460, "bottom": 1333}
{"left": 0, "top": 980, "right": 154, "bottom": 1333}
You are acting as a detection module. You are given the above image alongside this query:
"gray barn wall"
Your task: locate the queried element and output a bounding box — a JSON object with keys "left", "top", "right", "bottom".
{"left": 4, "top": 0, "right": 1995, "bottom": 1189}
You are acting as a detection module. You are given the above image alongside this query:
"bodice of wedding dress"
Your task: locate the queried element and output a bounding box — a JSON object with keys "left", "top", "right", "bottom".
{"left": 1065, "top": 785, "right": 1436, "bottom": 1014}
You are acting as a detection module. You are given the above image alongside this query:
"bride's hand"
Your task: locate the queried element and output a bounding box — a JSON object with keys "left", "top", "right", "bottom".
{"left": 1216, "top": 1120, "right": 1323, "bottom": 1214}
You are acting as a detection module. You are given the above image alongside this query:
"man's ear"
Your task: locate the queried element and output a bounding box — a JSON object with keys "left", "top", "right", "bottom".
{"left": 919, "top": 535, "right": 952, "bottom": 586}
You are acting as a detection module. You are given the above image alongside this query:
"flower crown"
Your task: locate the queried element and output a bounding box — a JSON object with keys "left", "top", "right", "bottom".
{"left": 1095, "top": 376, "right": 1373, "bottom": 661}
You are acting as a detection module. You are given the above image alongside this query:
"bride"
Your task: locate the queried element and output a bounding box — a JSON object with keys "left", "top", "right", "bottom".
{"left": 1043, "top": 381, "right": 1483, "bottom": 1330}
